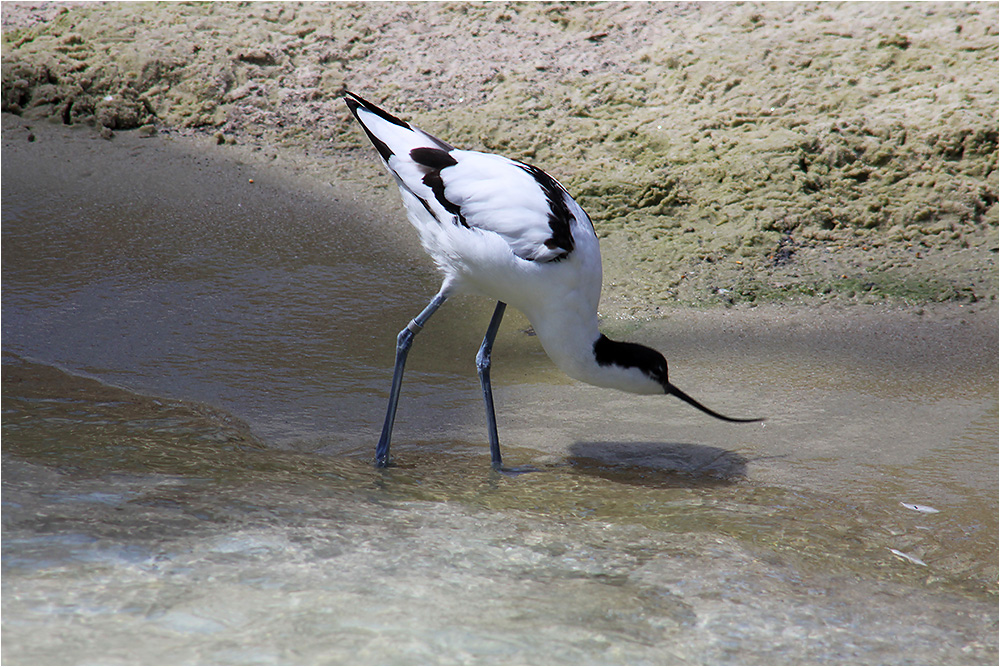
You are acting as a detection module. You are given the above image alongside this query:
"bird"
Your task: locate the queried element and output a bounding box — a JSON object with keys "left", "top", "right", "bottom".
{"left": 344, "top": 91, "right": 759, "bottom": 470}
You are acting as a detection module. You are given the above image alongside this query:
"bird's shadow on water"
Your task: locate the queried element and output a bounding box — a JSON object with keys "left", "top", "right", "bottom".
{"left": 565, "top": 441, "right": 748, "bottom": 489}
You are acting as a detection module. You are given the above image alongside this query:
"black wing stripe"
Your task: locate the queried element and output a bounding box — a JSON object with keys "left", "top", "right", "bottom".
{"left": 410, "top": 147, "right": 469, "bottom": 228}
{"left": 410, "top": 147, "right": 458, "bottom": 170}
{"left": 517, "top": 163, "right": 575, "bottom": 260}
{"left": 422, "top": 170, "right": 469, "bottom": 228}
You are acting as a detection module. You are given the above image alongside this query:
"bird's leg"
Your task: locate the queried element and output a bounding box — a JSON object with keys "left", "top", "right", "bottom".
{"left": 376, "top": 291, "right": 448, "bottom": 467}
{"left": 476, "top": 301, "right": 507, "bottom": 470}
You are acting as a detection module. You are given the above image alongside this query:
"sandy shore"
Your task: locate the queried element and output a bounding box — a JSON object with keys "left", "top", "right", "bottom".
{"left": 2, "top": 1, "right": 997, "bottom": 315}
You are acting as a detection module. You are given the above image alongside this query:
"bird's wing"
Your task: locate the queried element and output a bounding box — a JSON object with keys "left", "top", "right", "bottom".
{"left": 345, "top": 92, "right": 588, "bottom": 263}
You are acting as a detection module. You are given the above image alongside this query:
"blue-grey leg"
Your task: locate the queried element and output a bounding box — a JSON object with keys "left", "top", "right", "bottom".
{"left": 375, "top": 291, "right": 448, "bottom": 467}
{"left": 476, "top": 301, "right": 507, "bottom": 469}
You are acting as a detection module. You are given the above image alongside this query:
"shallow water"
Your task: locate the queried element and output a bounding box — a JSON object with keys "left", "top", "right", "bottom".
{"left": 2, "top": 123, "right": 997, "bottom": 664}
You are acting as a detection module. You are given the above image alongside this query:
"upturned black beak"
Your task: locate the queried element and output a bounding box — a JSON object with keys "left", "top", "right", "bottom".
{"left": 664, "top": 381, "right": 763, "bottom": 423}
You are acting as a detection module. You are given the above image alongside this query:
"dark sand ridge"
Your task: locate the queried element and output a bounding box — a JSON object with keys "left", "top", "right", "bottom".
{"left": 2, "top": 2, "right": 997, "bottom": 314}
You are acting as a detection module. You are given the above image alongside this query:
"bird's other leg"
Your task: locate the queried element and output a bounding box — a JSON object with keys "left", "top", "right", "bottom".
{"left": 476, "top": 301, "right": 507, "bottom": 469}
{"left": 376, "top": 291, "right": 448, "bottom": 467}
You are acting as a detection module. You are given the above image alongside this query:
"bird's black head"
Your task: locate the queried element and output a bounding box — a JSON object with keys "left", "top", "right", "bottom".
{"left": 593, "top": 334, "right": 761, "bottom": 423}
{"left": 593, "top": 334, "right": 670, "bottom": 387}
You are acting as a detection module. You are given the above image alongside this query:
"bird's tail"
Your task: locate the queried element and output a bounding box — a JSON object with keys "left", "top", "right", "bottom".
{"left": 344, "top": 91, "right": 452, "bottom": 164}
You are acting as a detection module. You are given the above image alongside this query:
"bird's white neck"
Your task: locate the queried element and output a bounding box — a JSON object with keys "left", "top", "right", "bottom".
{"left": 528, "top": 312, "right": 664, "bottom": 396}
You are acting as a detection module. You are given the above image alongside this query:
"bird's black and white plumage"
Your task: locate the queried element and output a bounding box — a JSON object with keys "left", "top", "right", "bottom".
{"left": 345, "top": 92, "right": 757, "bottom": 469}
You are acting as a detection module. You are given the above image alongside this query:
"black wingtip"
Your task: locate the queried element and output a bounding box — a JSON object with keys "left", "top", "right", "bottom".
{"left": 344, "top": 91, "right": 361, "bottom": 113}
{"left": 664, "top": 382, "right": 763, "bottom": 424}
{"left": 343, "top": 91, "right": 412, "bottom": 130}
{"left": 343, "top": 91, "right": 400, "bottom": 162}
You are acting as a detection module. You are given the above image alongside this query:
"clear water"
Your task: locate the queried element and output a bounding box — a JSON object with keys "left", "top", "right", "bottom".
{"left": 2, "top": 123, "right": 997, "bottom": 664}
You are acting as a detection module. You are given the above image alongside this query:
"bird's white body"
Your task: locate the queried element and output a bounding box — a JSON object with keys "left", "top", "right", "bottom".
{"left": 409, "top": 163, "right": 625, "bottom": 392}
{"left": 345, "top": 92, "right": 756, "bottom": 468}
{"left": 350, "top": 98, "right": 661, "bottom": 395}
